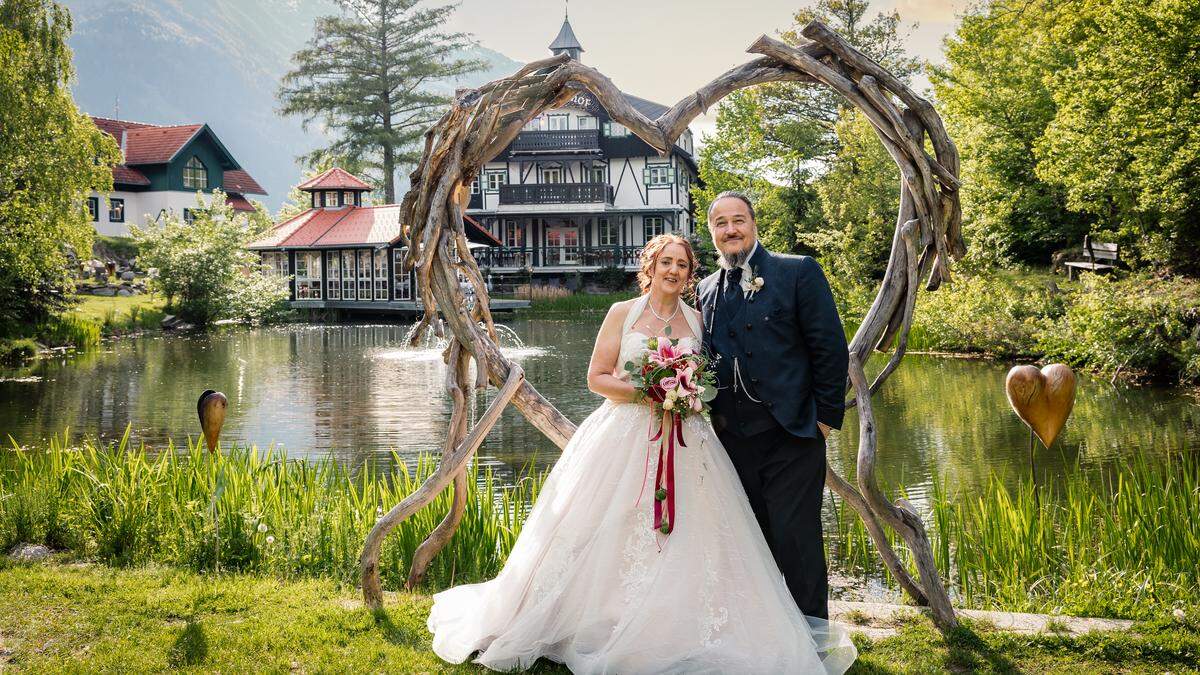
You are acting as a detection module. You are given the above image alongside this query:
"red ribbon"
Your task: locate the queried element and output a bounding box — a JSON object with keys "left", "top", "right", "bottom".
{"left": 648, "top": 409, "right": 686, "bottom": 535}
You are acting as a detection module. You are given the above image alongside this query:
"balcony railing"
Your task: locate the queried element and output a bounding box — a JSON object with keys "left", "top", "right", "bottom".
{"left": 499, "top": 182, "right": 614, "bottom": 206}
{"left": 473, "top": 245, "right": 642, "bottom": 269}
{"left": 510, "top": 130, "right": 601, "bottom": 154}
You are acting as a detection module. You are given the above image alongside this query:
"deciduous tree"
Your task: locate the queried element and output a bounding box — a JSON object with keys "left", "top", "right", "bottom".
{"left": 0, "top": 0, "right": 119, "bottom": 331}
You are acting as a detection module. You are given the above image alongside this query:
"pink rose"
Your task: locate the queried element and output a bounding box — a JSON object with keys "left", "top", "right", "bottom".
{"left": 659, "top": 375, "right": 679, "bottom": 391}
{"left": 690, "top": 397, "right": 703, "bottom": 412}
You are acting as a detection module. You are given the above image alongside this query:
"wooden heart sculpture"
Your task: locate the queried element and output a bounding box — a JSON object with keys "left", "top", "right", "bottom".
{"left": 1005, "top": 364, "right": 1076, "bottom": 447}
{"left": 197, "top": 389, "right": 228, "bottom": 453}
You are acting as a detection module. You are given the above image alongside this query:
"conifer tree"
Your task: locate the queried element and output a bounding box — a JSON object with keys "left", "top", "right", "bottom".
{"left": 279, "top": 0, "right": 482, "bottom": 202}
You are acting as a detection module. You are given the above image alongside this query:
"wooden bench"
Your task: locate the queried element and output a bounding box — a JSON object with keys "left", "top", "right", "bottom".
{"left": 1064, "top": 236, "right": 1119, "bottom": 280}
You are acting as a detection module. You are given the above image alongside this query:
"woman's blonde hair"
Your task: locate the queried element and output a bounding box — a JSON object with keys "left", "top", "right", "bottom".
{"left": 637, "top": 233, "right": 697, "bottom": 296}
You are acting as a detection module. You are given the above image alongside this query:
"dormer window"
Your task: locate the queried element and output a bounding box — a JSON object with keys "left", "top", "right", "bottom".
{"left": 183, "top": 156, "right": 208, "bottom": 189}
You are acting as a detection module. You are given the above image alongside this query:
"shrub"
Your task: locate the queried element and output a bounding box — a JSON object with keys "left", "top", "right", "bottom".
{"left": 133, "top": 191, "right": 289, "bottom": 325}
{"left": 912, "top": 271, "right": 1062, "bottom": 357}
{"left": 1038, "top": 274, "right": 1200, "bottom": 383}
{"left": 594, "top": 265, "right": 629, "bottom": 292}
{"left": 0, "top": 338, "right": 38, "bottom": 363}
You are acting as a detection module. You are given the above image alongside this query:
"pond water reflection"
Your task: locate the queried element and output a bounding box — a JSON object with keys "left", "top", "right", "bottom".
{"left": 2, "top": 319, "right": 1197, "bottom": 503}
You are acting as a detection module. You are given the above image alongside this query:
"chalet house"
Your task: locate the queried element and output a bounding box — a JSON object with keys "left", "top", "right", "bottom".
{"left": 467, "top": 17, "right": 700, "bottom": 279}
{"left": 247, "top": 167, "right": 504, "bottom": 311}
{"left": 89, "top": 116, "right": 267, "bottom": 237}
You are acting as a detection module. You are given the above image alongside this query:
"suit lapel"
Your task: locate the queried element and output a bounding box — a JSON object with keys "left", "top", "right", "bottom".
{"left": 741, "top": 245, "right": 773, "bottom": 323}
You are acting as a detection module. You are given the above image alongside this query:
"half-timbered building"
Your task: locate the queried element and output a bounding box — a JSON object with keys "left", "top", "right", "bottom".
{"left": 467, "top": 17, "right": 699, "bottom": 280}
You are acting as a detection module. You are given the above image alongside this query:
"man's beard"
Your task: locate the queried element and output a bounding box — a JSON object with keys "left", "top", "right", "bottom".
{"left": 718, "top": 243, "right": 753, "bottom": 270}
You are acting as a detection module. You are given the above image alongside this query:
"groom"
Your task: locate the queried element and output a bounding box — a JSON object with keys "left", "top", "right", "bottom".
{"left": 698, "top": 191, "right": 849, "bottom": 620}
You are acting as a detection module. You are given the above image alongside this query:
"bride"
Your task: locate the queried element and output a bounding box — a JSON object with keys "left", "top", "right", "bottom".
{"left": 428, "top": 234, "right": 857, "bottom": 674}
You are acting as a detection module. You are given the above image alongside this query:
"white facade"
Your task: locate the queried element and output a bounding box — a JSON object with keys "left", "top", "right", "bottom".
{"left": 87, "top": 189, "right": 223, "bottom": 237}
{"left": 466, "top": 97, "right": 700, "bottom": 274}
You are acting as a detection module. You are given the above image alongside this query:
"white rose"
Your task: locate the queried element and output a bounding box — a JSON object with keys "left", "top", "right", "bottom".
{"left": 666, "top": 390, "right": 678, "bottom": 401}
{"left": 663, "top": 399, "right": 675, "bottom": 410}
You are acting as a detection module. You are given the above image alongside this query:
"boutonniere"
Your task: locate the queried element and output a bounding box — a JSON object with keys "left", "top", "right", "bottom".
{"left": 740, "top": 265, "right": 765, "bottom": 299}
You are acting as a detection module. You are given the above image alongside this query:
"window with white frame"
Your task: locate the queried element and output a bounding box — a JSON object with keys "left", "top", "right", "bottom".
{"left": 373, "top": 250, "right": 388, "bottom": 300}
{"left": 108, "top": 198, "right": 124, "bottom": 222}
{"left": 485, "top": 171, "right": 506, "bottom": 192}
{"left": 577, "top": 115, "right": 597, "bottom": 130}
{"left": 586, "top": 164, "right": 606, "bottom": 184}
{"left": 504, "top": 219, "right": 523, "bottom": 247}
{"left": 357, "top": 250, "right": 372, "bottom": 300}
{"left": 540, "top": 165, "right": 563, "bottom": 184}
{"left": 547, "top": 114, "right": 569, "bottom": 131}
{"left": 644, "top": 164, "right": 674, "bottom": 187}
{"left": 643, "top": 216, "right": 666, "bottom": 240}
{"left": 470, "top": 177, "right": 480, "bottom": 194}
{"left": 183, "top": 156, "right": 207, "bottom": 189}
{"left": 522, "top": 114, "right": 544, "bottom": 131}
{"left": 86, "top": 197, "right": 99, "bottom": 222}
{"left": 393, "top": 248, "right": 412, "bottom": 300}
{"left": 341, "top": 250, "right": 356, "bottom": 299}
{"left": 679, "top": 172, "right": 690, "bottom": 201}
{"left": 604, "top": 121, "right": 631, "bottom": 137}
{"left": 326, "top": 251, "right": 341, "bottom": 299}
{"left": 295, "top": 251, "right": 322, "bottom": 299}
{"left": 262, "top": 251, "right": 289, "bottom": 279}
{"left": 598, "top": 218, "right": 618, "bottom": 246}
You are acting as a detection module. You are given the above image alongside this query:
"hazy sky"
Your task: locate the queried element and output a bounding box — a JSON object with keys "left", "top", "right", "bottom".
{"left": 446, "top": 0, "right": 973, "bottom": 138}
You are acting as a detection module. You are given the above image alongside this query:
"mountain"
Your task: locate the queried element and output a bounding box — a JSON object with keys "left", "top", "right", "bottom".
{"left": 63, "top": 0, "right": 523, "bottom": 210}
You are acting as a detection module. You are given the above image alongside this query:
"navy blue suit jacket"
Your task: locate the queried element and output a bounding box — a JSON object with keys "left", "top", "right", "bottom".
{"left": 698, "top": 244, "right": 849, "bottom": 439}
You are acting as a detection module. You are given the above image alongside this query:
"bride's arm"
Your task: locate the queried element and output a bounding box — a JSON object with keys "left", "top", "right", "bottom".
{"left": 587, "top": 302, "right": 639, "bottom": 404}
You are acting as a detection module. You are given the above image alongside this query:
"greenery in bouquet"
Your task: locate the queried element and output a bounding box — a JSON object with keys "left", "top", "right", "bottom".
{"left": 622, "top": 326, "right": 718, "bottom": 417}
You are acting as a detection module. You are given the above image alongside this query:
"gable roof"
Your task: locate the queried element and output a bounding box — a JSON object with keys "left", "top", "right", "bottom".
{"left": 298, "top": 167, "right": 373, "bottom": 191}
{"left": 89, "top": 116, "right": 266, "bottom": 195}
{"left": 625, "top": 94, "right": 669, "bottom": 120}
{"left": 122, "top": 124, "right": 204, "bottom": 164}
{"left": 223, "top": 170, "right": 267, "bottom": 195}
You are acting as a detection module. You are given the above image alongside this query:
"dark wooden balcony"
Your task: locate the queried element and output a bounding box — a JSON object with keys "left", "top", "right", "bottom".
{"left": 510, "top": 130, "right": 601, "bottom": 154}
{"left": 499, "top": 182, "right": 614, "bottom": 206}
{"left": 473, "top": 245, "right": 642, "bottom": 270}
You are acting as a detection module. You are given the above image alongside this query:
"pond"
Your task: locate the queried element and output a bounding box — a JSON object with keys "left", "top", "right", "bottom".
{"left": 3, "top": 318, "right": 1197, "bottom": 504}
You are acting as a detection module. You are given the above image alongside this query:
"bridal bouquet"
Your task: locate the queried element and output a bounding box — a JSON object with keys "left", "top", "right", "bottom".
{"left": 623, "top": 330, "right": 717, "bottom": 535}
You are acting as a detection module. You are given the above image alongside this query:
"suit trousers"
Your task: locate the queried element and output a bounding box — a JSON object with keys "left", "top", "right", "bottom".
{"left": 718, "top": 425, "right": 829, "bottom": 620}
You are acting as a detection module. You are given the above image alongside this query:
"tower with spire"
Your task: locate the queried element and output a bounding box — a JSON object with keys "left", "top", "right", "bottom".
{"left": 548, "top": 9, "right": 584, "bottom": 61}
{"left": 463, "top": 14, "right": 700, "bottom": 290}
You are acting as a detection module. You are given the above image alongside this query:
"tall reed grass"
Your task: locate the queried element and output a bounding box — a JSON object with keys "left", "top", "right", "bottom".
{"left": 4, "top": 432, "right": 1196, "bottom": 618}
{"left": 0, "top": 432, "right": 544, "bottom": 590}
{"left": 932, "top": 451, "right": 1200, "bottom": 618}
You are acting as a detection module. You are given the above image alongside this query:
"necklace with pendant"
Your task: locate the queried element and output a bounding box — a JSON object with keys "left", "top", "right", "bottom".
{"left": 647, "top": 299, "right": 680, "bottom": 328}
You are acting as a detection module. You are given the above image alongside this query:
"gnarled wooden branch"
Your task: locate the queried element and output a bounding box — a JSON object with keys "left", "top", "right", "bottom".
{"left": 362, "top": 19, "right": 964, "bottom": 634}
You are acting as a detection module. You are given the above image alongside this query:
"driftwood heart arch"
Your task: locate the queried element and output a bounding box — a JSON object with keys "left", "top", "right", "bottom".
{"left": 360, "top": 21, "right": 967, "bottom": 633}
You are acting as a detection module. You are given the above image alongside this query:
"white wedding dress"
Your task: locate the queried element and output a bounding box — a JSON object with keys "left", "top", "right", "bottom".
{"left": 428, "top": 295, "right": 857, "bottom": 674}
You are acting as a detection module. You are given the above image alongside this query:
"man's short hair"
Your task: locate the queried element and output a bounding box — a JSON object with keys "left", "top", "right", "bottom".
{"left": 706, "top": 191, "right": 756, "bottom": 222}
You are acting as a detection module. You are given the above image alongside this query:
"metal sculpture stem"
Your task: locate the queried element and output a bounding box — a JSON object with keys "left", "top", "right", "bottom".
{"left": 361, "top": 20, "right": 964, "bottom": 633}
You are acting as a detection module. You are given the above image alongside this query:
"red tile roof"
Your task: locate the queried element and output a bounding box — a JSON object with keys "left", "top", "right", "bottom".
{"left": 298, "top": 167, "right": 372, "bottom": 191}
{"left": 223, "top": 170, "right": 266, "bottom": 195}
{"left": 112, "top": 164, "right": 150, "bottom": 186}
{"left": 89, "top": 117, "right": 266, "bottom": 197}
{"left": 247, "top": 205, "right": 402, "bottom": 249}
{"left": 122, "top": 124, "right": 203, "bottom": 164}
{"left": 226, "top": 194, "right": 256, "bottom": 212}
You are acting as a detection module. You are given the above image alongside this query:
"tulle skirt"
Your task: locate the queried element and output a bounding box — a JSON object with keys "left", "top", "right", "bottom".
{"left": 428, "top": 400, "right": 856, "bottom": 674}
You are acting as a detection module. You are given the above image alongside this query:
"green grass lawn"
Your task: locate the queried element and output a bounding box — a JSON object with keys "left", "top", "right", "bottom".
{"left": 68, "top": 294, "right": 166, "bottom": 324}
{"left": 3, "top": 562, "right": 1196, "bottom": 673}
